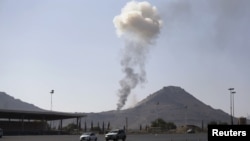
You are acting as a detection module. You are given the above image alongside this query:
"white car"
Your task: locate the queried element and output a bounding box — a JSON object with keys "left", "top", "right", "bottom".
{"left": 80, "top": 132, "right": 97, "bottom": 141}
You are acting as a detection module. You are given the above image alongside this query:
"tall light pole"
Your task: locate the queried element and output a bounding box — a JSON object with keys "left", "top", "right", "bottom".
{"left": 50, "top": 90, "right": 54, "bottom": 111}
{"left": 228, "top": 88, "right": 234, "bottom": 125}
{"left": 50, "top": 89, "right": 54, "bottom": 129}
{"left": 232, "top": 91, "right": 236, "bottom": 124}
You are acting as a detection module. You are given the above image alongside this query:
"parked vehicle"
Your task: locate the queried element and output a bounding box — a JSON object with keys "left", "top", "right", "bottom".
{"left": 80, "top": 132, "right": 97, "bottom": 141}
{"left": 105, "top": 129, "right": 126, "bottom": 141}
{"left": 186, "top": 128, "right": 195, "bottom": 134}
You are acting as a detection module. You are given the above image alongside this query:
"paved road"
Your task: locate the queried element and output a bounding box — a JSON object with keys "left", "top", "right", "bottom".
{"left": 1, "top": 133, "right": 208, "bottom": 141}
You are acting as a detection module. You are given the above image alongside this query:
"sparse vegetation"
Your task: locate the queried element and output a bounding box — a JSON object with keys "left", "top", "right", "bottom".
{"left": 151, "top": 118, "right": 177, "bottom": 130}
{"left": 63, "top": 123, "right": 79, "bottom": 134}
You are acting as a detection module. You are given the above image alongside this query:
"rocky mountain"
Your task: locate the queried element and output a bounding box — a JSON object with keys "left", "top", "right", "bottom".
{"left": 83, "top": 86, "right": 234, "bottom": 129}
{"left": 0, "top": 86, "right": 239, "bottom": 129}
{"left": 0, "top": 91, "right": 45, "bottom": 111}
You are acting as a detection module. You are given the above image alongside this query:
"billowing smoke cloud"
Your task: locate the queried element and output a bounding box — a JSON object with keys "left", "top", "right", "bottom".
{"left": 113, "top": 1, "right": 162, "bottom": 110}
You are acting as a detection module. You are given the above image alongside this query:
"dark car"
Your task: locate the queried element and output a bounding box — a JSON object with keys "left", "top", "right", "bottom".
{"left": 105, "top": 129, "right": 126, "bottom": 141}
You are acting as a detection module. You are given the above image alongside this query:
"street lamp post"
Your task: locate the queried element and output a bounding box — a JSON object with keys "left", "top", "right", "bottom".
{"left": 228, "top": 88, "right": 235, "bottom": 125}
{"left": 50, "top": 90, "right": 54, "bottom": 111}
{"left": 232, "top": 91, "right": 236, "bottom": 124}
{"left": 49, "top": 89, "right": 54, "bottom": 129}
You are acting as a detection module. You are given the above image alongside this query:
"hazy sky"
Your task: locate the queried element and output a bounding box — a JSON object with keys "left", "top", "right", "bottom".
{"left": 1, "top": 0, "right": 249, "bottom": 118}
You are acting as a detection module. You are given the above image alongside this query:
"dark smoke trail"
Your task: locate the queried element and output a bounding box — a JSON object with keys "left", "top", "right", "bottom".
{"left": 113, "top": 1, "right": 162, "bottom": 110}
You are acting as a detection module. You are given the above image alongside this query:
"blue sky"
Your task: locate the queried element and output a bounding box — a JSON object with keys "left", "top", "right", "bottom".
{"left": 1, "top": 0, "right": 249, "bottom": 118}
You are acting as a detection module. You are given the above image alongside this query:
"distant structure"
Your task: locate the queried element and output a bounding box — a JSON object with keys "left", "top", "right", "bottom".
{"left": 0, "top": 109, "right": 86, "bottom": 135}
{"left": 238, "top": 117, "right": 247, "bottom": 125}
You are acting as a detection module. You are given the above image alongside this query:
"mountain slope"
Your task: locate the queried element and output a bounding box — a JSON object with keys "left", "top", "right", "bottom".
{"left": 0, "top": 91, "right": 45, "bottom": 111}
{"left": 83, "top": 86, "right": 232, "bottom": 129}
{"left": 132, "top": 86, "right": 230, "bottom": 125}
{"left": 0, "top": 86, "right": 236, "bottom": 129}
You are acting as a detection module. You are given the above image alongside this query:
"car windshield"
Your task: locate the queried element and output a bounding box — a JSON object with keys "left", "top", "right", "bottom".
{"left": 109, "top": 130, "right": 118, "bottom": 133}
{"left": 82, "top": 132, "right": 91, "bottom": 135}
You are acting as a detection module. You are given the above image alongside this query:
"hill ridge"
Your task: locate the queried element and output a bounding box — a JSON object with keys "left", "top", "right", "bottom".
{"left": 0, "top": 91, "right": 45, "bottom": 111}
{"left": 83, "top": 86, "right": 234, "bottom": 129}
{"left": 0, "top": 86, "right": 237, "bottom": 129}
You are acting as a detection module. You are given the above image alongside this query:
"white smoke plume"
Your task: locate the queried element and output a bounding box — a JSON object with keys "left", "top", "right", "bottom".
{"left": 113, "top": 1, "right": 162, "bottom": 110}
